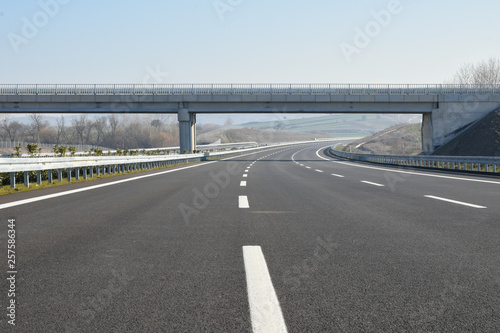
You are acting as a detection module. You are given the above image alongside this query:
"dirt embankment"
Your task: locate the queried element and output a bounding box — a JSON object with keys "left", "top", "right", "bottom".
{"left": 340, "top": 123, "right": 422, "bottom": 155}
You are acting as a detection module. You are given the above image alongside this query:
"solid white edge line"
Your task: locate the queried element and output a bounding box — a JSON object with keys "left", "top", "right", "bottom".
{"left": 0, "top": 160, "right": 221, "bottom": 210}
{"left": 315, "top": 146, "right": 332, "bottom": 161}
{"left": 424, "top": 195, "right": 487, "bottom": 209}
{"left": 332, "top": 160, "right": 500, "bottom": 185}
{"left": 243, "top": 246, "right": 288, "bottom": 333}
{"left": 361, "top": 181, "right": 385, "bottom": 187}
{"left": 240, "top": 181, "right": 247, "bottom": 187}
{"left": 0, "top": 146, "right": 281, "bottom": 210}
{"left": 239, "top": 195, "right": 250, "bottom": 208}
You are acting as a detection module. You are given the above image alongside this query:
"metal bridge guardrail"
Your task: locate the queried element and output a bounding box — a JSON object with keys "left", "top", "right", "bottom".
{"left": 1, "top": 84, "right": 500, "bottom": 96}
{"left": 330, "top": 148, "right": 500, "bottom": 173}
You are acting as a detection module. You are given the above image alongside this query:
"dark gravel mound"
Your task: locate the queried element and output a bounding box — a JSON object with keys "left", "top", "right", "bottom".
{"left": 432, "top": 109, "right": 500, "bottom": 156}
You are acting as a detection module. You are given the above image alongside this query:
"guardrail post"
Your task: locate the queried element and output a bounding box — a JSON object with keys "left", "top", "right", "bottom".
{"left": 58, "top": 169, "right": 62, "bottom": 182}
{"left": 24, "top": 171, "right": 29, "bottom": 188}
{"left": 89, "top": 166, "right": 93, "bottom": 178}
{"left": 37, "top": 170, "right": 42, "bottom": 185}
{"left": 108, "top": 165, "right": 112, "bottom": 174}
{"left": 75, "top": 167, "right": 80, "bottom": 180}
{"left": 67, "top": 168, "right": 71, "bottom": 182}
{"left": 10, "top": 172, "right": 15, "bottom": 189}
{"left": 83, "top": 167, "right": 87, "bottom": 180}
{"left": 48, "top": 169, "right": 53, "bottom": 184}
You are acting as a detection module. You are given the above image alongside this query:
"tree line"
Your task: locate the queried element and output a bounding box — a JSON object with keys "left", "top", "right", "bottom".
{"left": 0, "top": 114, "right": 179, "bottom": 149}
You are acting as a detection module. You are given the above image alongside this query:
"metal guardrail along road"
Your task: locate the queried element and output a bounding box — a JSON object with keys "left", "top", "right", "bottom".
{"left": 330, "top": 148, "right": 500, "bottom": 173}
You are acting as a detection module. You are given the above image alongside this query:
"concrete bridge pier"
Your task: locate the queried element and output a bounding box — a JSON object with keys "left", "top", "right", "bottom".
{"left": 178, "top": 108, "right": 196, "bottom": 154}
{"left": 421, "top": 112, "right": 433, "bottom": 154}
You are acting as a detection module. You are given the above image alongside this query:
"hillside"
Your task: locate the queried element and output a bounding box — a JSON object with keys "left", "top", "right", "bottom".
{"left": 432, "top": 109, "right": 500, "bottom": 156}
{"left": 198, "top": 128, "right": 316, "bottom": 144}
{"left": 241, "top": 114, "right": 420, "bottom": 137}
{"left": 338, "top": 123, "right": 423, "bottom": 155}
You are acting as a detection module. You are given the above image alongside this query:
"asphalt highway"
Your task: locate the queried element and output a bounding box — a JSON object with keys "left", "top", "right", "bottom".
{"left": 1, "top": 142, "right": 499, "bottom": 332}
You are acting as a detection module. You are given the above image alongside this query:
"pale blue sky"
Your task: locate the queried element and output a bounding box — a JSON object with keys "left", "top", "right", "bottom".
{"left": 1, "top": 0, "right": 499, "bottom": 84}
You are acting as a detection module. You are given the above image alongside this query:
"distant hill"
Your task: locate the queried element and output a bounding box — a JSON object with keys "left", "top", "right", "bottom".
{"left": 432, "top": 109, "right": 500, "bottom": 156}
{"left": 337, "top": 123, "right": 423, "bottom": 155}
{"left": 240, "top": 114, "right": 420, "bottom": 137}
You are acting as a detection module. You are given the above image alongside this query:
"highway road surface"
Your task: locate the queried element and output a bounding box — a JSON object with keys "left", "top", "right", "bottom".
{"left": 1, "top": 142, "right": 500, "bottom": 332}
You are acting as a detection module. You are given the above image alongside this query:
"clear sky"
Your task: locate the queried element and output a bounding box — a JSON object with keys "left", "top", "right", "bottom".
{"left": 0, "top": 0, "right": 499, "bottom": 84}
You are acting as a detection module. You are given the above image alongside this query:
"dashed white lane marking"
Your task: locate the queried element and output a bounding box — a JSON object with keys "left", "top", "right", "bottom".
{"left": 361, "top": 181, "right": 385, "bottom": 187}
{"left": 240, "top": 181, "right": 247, "bottom": 187}
{"left": 315, "top": 169, "right": 324, "bottom": 173}
{"left": 245, "top": 170, "right": 249, "bottom": 173}
{"left": 243, "top": 174, "right": 248, "bottom": 178}
{"left": 331, "top": 174, "right": 345, "bottom": 178}
{"left": 239, "top": 196, "right": 250, "bottom": 208}
{"left": 243, "top": 246, "right": 288, "bottom": 333}
{"left": 424, "top": 195, "right": 486, "bottom": 209}
{"left": 305, "top": 166, "right": 311, "bottom": 169}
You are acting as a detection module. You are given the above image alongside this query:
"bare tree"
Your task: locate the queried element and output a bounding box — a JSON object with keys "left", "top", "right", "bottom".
{"left": 56, "top": 116, "right": 66, "bottom": 144}
{"left": 93, "top": 116, "right": 107, "bottom": 144}
{"left": 108, "top": 114, "right": 120, "bottom": 137}
{"left": 2, "top": 118, "right": 24, "bottom": 142}
{"left": 72, "top": 114, "right": 88, "bottom": 145}
{"left": 29, "top": 113, "right": 47, "bottom": 142}
{"left": 452, "top": 57, "right": 500, "bottom": 85}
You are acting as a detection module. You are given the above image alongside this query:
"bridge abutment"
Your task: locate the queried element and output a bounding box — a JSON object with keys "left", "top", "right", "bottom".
{"left": 431, "top": 100, "right": 500, "bottom": 151}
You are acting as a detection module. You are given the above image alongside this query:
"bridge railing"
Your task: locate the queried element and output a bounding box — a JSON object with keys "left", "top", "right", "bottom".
{"left": 330, "top": 147, "right": 500, "bottom": 174}
{"left": 1, "top": 84, "right": 500, "bottom": 96}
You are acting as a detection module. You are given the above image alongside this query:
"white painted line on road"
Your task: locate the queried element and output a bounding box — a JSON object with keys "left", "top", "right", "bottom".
{"left": 332, "top": 161, "right": 500, "bottom": 185}
{"left": 331, "top": 174, "right": 345, "bottom": 178}
{"left": 361, "top": 181, "right": 385, "bottom": 187}
{"left": 424, "top": 195, "right": 486, "bottom": 209}
{"left": 299, "top": 164, "right": 304, "bottom": 167}
{"left": 243, "top": 174, "right": 248, "bottom": 178}
{"left": 239, "top": 195, "right": 250, "bottom": 208}
{"left": 315, "top": 169, "right": 324, "bottom": 173}
{"left": 240, "top": 181, "right": 247, "bottom": 187}
{"left": 305, "top": 166, "right": 311, "bottom": 169}
{"left": 243, "top": 246, "right": 288, "bottom": 333}
{"left": 0, "top": 147, "right": 282, "bottom": 211}
{"left": 245, "top": 170, "right": 249, "bottom": 173}
{"left": 0, "top": 160, "right": 224, "bottom": 211}
{"left": 316, "top": 147, "right": 333, "bottom": 161}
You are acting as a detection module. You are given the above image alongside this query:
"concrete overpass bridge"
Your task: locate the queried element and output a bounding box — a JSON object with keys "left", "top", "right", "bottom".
{"left": 1, "top": 83, "right": 499, "bottom": 153}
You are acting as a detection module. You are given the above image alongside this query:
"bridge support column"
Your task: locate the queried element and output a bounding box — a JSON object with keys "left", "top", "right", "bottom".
{"left": 421, "top": 112, "right": 433, "bottom": 154}
{"left": 178, "top": 108, "right": 196, "bottom": 154}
